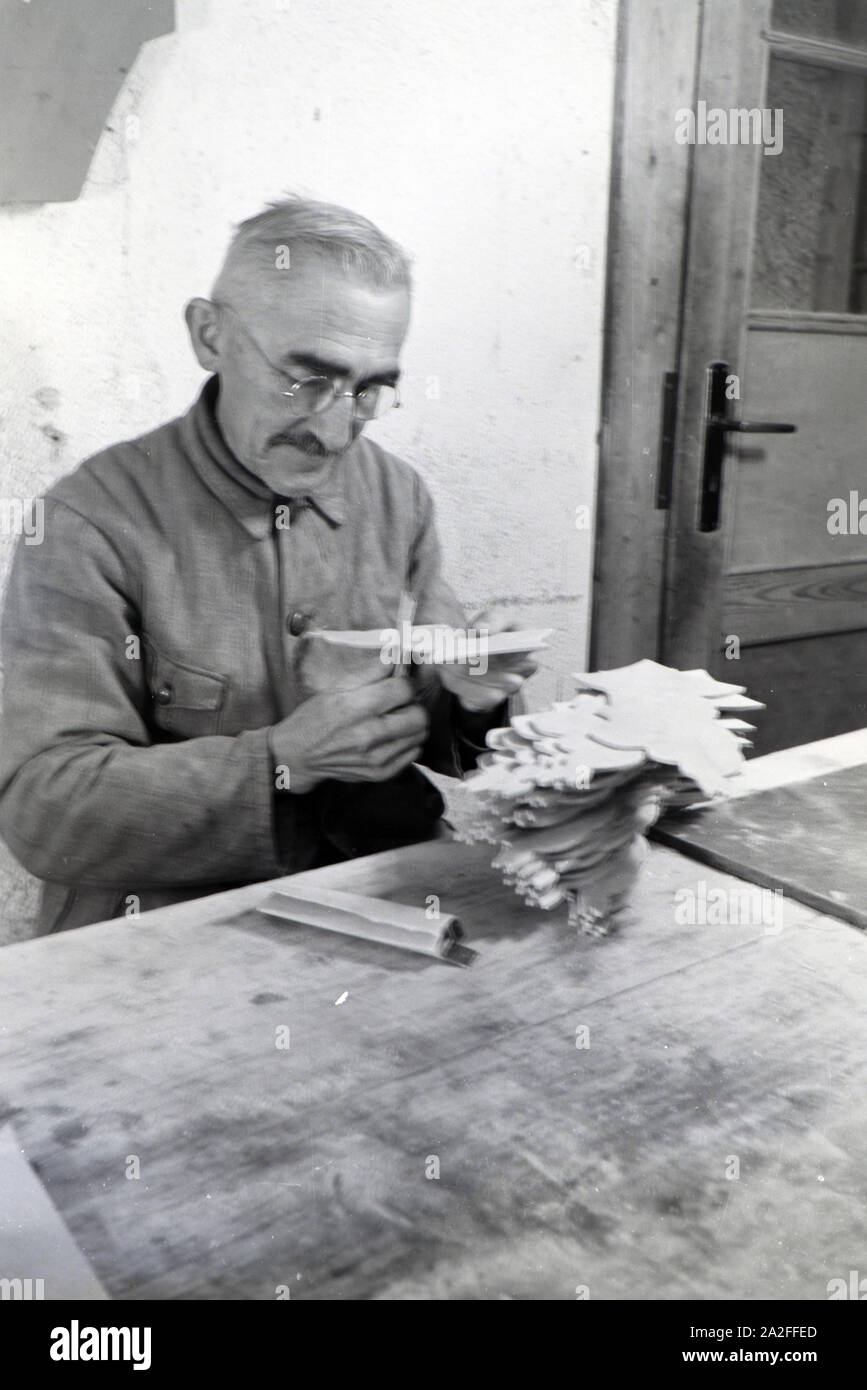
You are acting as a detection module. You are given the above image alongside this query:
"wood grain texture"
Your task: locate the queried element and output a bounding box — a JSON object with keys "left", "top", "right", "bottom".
{"left": 2, "top": 836, "right": 867, "bottom": 1300}
{"left": 747, "top": 310, "right": 867, "bottom": 334}
{"left": 723, "top": 562, "right": 867, "bottom": 644}
{"left": 590, "top": 0, "right": 700, "bottom": 668}
{"left": 662, "top": 0, "right": 773, "bottom": 670}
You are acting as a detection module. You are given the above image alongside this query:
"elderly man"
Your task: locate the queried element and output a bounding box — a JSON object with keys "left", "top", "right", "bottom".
{"left": 0, "top": 197, "right": 535, "bottom": 933}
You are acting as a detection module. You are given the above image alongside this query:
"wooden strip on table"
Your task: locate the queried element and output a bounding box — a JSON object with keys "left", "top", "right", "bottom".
{"left": 259, "top": 884, "right": 471, "bottom": 964}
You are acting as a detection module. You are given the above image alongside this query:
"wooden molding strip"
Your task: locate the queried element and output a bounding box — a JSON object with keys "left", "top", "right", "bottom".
{"left": 748, "top": 309, "right": 867, "bottom": 334}
{"left": 764, "top": 28, "right": 867, "bottom": 72}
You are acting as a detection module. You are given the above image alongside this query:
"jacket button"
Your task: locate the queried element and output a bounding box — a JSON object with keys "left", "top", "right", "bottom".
{"left": 287, "top": 612, "right": 309, "bottom": 637}
{"left": 154, "top": 684, "right": 173, "bottom": 706}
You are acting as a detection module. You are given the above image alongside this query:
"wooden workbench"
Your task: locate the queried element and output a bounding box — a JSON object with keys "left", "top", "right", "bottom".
{"left": 2, "top": 736, "right": 867, "bottom": 1300}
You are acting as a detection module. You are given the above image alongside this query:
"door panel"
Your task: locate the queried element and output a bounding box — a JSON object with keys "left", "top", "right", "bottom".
{"left": 598, "top": 0, "right": 867, "bottom": 753}
{"left": 661, "top": 0, "right": 867, "bottom": 754}
{"left": 728, "top": 327, "right": 867, "bottom": 571}
{"left": 751, "top": 55, "right": 867, "bottom": 314}
{"left": 721, "top": 24, "right": 867, "bottom": 752}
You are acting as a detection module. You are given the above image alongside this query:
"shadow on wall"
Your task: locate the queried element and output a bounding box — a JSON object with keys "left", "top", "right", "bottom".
{"left": 0, "top": 1, "right": 175, "bottom": 942}
{"left": 0, "top": 0, "right": 175, "bottom": 204}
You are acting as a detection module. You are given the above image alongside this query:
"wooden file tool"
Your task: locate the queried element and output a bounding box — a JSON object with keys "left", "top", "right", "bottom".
{"left": 258, "top": 883, "right": 477, "bottom": 965}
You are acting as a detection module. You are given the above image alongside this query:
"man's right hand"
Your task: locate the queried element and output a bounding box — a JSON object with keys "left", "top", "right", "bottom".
{"left": 269, "top": 676, "right": 429, "bottom": 794}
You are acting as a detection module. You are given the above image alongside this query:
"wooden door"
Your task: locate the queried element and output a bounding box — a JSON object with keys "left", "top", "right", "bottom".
{"left": 595, "top": 0, "right": 867, "bottom": 754}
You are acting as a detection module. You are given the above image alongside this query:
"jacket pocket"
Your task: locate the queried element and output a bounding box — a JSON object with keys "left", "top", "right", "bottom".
{"left": 142, "top": 637, "right": 228, "bottom": 738}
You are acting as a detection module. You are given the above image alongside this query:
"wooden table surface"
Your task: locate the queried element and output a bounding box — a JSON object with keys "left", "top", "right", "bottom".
{"left": 3, "top": 789, "right": 867, "bottom": 1300}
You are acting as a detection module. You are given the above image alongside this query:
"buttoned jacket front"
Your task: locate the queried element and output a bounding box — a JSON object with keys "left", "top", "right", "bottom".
{"left": 0, "top": 377, "right": 474, "bottom": 932}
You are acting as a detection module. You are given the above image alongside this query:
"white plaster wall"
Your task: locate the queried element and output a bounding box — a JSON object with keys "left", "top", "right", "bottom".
{"left": 0, "top": 0, "right": 617, "bottom": 942}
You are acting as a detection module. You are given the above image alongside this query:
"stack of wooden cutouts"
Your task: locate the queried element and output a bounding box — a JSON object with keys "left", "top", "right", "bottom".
{"left": 441, "top": 660, "right": 764, "bottom": 937}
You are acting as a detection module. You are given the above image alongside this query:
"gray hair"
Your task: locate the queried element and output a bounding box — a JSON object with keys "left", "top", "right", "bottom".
{"left": 211, "top": 195, "right": 412, "bottom": 302}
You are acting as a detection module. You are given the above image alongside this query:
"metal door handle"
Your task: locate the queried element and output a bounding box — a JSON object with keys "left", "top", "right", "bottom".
{"left": 699, "top": 362, "right": 797, "bottom": 532}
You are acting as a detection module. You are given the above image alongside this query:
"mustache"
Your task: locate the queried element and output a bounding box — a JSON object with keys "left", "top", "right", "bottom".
{"left": 267, "top": 429, "right": 336, "bottom": 458}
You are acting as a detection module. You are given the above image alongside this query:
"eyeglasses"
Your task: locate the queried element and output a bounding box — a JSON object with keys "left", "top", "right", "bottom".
{"left": 216, "top": 302, "right": 400, "bottom": 420}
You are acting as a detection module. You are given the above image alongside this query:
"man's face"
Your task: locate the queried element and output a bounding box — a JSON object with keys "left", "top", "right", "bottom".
{"left": 210, "top": 254, "right": 410, "bottom": 493}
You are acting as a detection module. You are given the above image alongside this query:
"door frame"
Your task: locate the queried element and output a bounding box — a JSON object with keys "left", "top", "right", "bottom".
{"left": 591, "top": 0, "right": 771, "bottom": 671}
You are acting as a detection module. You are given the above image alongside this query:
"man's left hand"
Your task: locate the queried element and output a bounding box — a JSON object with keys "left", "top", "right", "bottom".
{"left": 439, "top": 607, "right": 539, "bottom": 713}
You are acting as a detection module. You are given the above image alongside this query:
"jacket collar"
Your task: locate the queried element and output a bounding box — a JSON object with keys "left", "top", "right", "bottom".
{"left": 182, "top": 376, "right": 347, "bottom": 537}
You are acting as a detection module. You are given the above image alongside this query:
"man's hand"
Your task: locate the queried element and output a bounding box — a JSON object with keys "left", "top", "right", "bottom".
{"left": 439, "top": 608, "right": 538, "bottom": 713}
{"left": 270, "top": 676, "right": 429, "bottom": 794}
